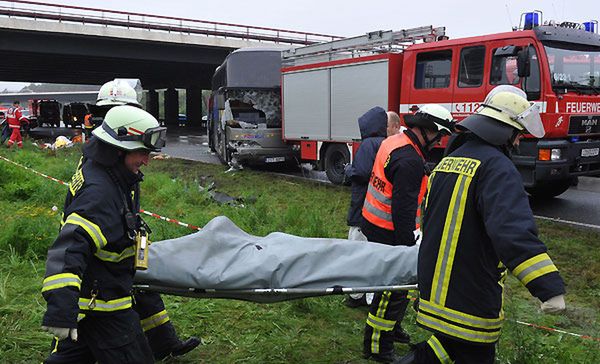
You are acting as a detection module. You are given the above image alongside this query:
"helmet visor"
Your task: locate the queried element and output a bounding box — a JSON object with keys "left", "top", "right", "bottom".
{"left": 516, "top": 103, "right": 545, "bottom": 138}
{"left": 143, "top": 127, "right": 167, "bottom": 151}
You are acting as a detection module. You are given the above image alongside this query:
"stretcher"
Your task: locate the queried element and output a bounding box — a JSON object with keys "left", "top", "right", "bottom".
{"left": 133, "top": 216, "right": 418, "bottom": 303}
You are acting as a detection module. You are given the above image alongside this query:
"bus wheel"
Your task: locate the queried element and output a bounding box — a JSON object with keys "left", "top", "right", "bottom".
{"left": 324, "top": 144, "right": 350, "bottom": 185}
{"left": 525, "top": 179, "right": 571, "bottom": 199}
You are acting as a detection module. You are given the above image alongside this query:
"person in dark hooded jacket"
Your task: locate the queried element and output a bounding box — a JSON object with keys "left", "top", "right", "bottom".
{"left": 344, "top": 107, "right": 400, "bottom": 308}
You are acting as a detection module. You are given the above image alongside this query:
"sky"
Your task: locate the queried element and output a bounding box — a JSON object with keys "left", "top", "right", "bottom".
{"left": 0, "top": 0, "right": 596, "bottom": 90}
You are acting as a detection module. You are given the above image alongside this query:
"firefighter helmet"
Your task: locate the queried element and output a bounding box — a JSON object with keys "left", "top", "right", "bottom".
{"left": 404, "top": 104, "right": 455, "bottom": 135}
{"left": 477, "top": 85, "right": 544, "bottom": 137}
{"left": 92, "top": 105, "right": 166, "bottom": 151}
{"left": 96, "top": 80, "right": 141, "bottom": 107}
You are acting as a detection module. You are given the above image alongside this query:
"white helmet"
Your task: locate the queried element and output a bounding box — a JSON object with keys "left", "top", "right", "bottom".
{"left": 477, "top": 85, "right": 544, "bottom": 137}
{"left": 92, "top": 105, "right": 166, "bottom": 151}
{"left": 96, "top": 79, "right": 141, "bottom": 107}
{"left": 404, "top": 104, "right": 455, "bottom": 135}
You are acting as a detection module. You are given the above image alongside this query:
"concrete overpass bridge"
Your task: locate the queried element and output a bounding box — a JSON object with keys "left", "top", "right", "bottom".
{"left": 0, "top": 0, "right": 340, "bottom": 125}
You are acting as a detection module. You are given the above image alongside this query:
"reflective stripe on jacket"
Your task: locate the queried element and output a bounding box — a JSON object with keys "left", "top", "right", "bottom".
{"left": 417, "top": 137, "right": 565, "bottom": 344}
{"left": 362, "top": 133, "right": 426, "bottom": 231}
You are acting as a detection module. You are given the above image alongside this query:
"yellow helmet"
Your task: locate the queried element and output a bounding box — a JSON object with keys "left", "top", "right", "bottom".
{"left": 477, "top": 85, "right": 545, "bottom": 138}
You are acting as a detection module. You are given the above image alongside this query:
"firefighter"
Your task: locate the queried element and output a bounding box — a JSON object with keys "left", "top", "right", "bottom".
{"left": 91, "top": 79, "right": 200, "bottom": 360}
{"left": 345, "top": 108, "right": 401, "bottom": 308}
{"left": 6, "top": 100, "right": 29, "bottom": 149}
{"left": 41, "top": 105, "right": 164, "bottom": 363}
{"left": 395, "top": 86, "right": 566, "bottom": 364}
{"left": 83, "top": 112, "right": 94, "bottom": 141}
{"left": 362, "top": 105, "right": 455, "bottom": 362}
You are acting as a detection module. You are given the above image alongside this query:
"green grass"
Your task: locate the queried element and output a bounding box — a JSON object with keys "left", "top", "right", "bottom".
{"left": 1, "top": 143, "right": 599, "bottom": 363}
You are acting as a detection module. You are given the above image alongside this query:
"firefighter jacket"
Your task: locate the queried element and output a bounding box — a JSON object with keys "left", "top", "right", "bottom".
{"left": 361, "top": 130, "right": 428, "bottom": 245}
{"left": 42, "top": 142, "right": 143, "bottom": 329}
{"left": 6, "top": 106, "right": 27, "bottom": 128}
{"left": 416, "top": 135, "right": 566, "bottom": 345}
{"left": 346, "top": 107, "right": 387, "bottom": 226}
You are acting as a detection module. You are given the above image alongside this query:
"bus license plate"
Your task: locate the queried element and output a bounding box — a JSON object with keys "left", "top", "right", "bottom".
{"left": 581, "top": 148, "right": 599, "bottom": 158}
{"left": 265, "top": 157, "right": 285, "bottom": 163}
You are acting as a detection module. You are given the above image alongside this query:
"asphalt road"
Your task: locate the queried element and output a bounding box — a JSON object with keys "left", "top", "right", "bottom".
{"left": 28, "top": 126, "right": 600, "bottom": 229}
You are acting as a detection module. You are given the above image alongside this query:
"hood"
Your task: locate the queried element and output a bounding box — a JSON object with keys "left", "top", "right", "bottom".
{"left": 358, "top": 106, "right": 387, "bottom": 140}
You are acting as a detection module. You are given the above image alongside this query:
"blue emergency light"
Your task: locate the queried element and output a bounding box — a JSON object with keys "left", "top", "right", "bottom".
{"left": 524, "top": 13, "right": 540, "bottom": 29}
{"left": 583, "top": 21, "right": 598, "bottom": 33}
{"left": 520, "top": 11, "right": 543, "bottom": 30}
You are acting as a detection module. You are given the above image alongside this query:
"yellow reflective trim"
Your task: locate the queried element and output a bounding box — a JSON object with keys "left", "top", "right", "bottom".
{"left": 370, "top": 291, "right": 392, "bottom": 353}
{"left": 78, "top": 296, "right": 132, "bottom": 312}
{"left": 366, "top": 313, "right": 395, "bottom": 331}
{"left": 51, "top": 338, "right": 59, "bottom": 354}
{"left": 141, "top": 309, "right": 170, "bottom": 332}
{"left": 419, "top": 299, "right": 504, "bottom": 329}
{"left": 512, "top": 253, "right": 558, "bottom": 285}
{"left": 424, "top": 172, "right": 436, "bottom": 209}
{"left": 427, "top": 335, "right": 453, "bottom": 364}
{"left": 433, "top": 157, "right": 481, "bottom": 177}
{"left": 64, "top": 212, "right": 107, "bottom": 251}
{"left": 417, "top": 313, "right": 500, "bottom": 344}
{"left": 521, "top": 264, "right": 559, "bottom": 285}
{"left": 42, "top": 273, "right": 81, "bottom": 293}
{"left": 95, "top": 246, "right": 135, "bottom": 263}
{"left": 431, "top": 174, "right": 462, "bottom": 303}
{"left": 69, "top": 157, "right": 85, "bottom": 196}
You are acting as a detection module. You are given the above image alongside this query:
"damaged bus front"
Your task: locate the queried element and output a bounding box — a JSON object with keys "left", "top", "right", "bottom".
{"left": 208, "top": 48, "right": 296, "bottom": 166}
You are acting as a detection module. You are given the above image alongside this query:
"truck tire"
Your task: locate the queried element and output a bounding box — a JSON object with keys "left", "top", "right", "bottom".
{"left": 324, "top": 144, "right": 350, "bottom": 185}
{"left": 525, "top": 179, "right": 572, "bottom": 199}
{"left": 216, "top": 127, "right": 230, "bottom": 164}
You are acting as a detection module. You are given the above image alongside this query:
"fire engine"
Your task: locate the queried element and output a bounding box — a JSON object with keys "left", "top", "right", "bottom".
{"left": 210, "top": 12, "right": 600, "bottom": 198}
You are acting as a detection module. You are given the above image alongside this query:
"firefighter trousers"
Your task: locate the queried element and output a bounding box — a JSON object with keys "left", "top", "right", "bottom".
{"left": 363, "top": 290, "right": 410, "bottom": 355}
{"left": 134, "top": 291, "right": 180, "bottom": 355}
{"left": 412, "top": 334, "right": 495, "bottom": 364}
{"left": 44, "top": 309, "right": 154, "bottom": 364}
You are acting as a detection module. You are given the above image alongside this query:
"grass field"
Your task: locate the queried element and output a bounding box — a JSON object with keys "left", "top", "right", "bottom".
{"left": 0, "top": 143, "right": 599, "bottom": 363}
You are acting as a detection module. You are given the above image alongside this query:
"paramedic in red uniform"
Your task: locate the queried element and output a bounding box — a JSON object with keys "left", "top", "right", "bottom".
{"left": 361, "top": 105, "right": 455, "bottom": 363}
{"left": 6, "top": 100, "right": 29, "bottom": 148}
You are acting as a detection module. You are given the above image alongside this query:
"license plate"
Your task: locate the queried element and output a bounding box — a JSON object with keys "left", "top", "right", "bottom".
{"left": 581, "top": 148, "right": 599, "bottom": 158}
{"left": 265, "top": 156, "right": 285, "bottom": 163}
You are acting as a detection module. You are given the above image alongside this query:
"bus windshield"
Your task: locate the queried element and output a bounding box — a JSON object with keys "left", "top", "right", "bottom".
{"left": 544, "top": 44, "right": 600, "bottom": 92}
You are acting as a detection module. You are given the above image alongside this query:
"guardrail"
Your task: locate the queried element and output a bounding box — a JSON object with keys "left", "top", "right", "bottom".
{"left": 0, "top": 0, "right": 342, "bottom": 45}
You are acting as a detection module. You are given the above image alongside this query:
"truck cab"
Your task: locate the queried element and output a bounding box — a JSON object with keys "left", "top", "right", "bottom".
{"left": 400, "top": 20, "right": 600, "bottom": 197}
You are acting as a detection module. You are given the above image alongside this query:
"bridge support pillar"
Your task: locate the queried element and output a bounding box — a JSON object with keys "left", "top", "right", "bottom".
{"left": 164, "top": 88, "right": 179, "bottom": 127}
{"left": 186, "top": 87, "right": 202, "bottom": 127}
{"left": 146, "top": 89, "right": 159, "bottom": 120}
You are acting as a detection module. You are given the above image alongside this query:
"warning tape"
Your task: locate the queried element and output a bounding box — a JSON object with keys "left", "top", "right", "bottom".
{"left": 0, "top": 155, "right": 201, "bottom": 231}
{"left": 514, "top": 320, "right": 600, "bottom": 343}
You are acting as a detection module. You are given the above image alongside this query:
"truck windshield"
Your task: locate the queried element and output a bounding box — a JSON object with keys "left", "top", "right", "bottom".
{"left": 544, "top": 44, "right": 600, "bottom": 92}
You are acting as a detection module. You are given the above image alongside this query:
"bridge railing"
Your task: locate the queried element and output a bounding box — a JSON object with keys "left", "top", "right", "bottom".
{"left": 0, "top": 0, "right": 342, "bottom": 45}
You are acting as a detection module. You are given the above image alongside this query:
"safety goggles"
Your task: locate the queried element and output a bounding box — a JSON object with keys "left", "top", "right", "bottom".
{"left": 103, "top": 124, "right": 167, "bottom": 151}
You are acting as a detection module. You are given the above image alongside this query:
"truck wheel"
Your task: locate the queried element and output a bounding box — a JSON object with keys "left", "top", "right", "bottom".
{"left": 324, "top": 144, "right": 350, "bottom": 185}
{"left": 216, "top": 128, "right": 230, "bottom": 164}
{"left": 525, "top": 179, "right": 572, "bottom": 199}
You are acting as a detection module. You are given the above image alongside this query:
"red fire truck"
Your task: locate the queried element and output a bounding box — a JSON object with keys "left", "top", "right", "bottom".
{"left": 281, "top": 15, "right": 600, "bottom": 197}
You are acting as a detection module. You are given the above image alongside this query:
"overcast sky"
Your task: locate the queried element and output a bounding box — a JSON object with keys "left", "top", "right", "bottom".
{"left": 1, "top": 0, "right": 596, "bottom": 90}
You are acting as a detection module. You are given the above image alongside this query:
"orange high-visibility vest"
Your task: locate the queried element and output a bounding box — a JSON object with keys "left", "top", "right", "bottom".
{"left": 362, "top": 133, "right": 427, "bottom": 231}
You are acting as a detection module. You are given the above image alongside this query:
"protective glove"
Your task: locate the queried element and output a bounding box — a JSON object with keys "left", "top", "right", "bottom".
{"left": 540, "top": 294, "right": 566, "bottom": 314}
{"left": 42, "top": 326, "right": 78, "bottom": 341}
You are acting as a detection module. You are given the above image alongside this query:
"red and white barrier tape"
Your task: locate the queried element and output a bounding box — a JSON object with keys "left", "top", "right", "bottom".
{"left": 0, "top": 155, "right": 201, "bottom": 231}
{"left": 514, "top": 320, "right": 600, "bottom": 343}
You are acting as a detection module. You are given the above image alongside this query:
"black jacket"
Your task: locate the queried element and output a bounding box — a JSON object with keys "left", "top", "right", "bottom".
{"left": 416, "top": 135, "right": 566, "bottom": 344}
{"left": 361, "top": 129, "right": 426, "bottom": 246}
{"left": 42, "top": 138, "right": 143, "bottom": 328}
{"left": 346, "top": 107, "right": 387, "bottom": 226}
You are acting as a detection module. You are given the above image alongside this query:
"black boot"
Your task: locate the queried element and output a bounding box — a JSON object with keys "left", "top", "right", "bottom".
{"left": 392, "top": 326, "right": 410, "bottom": 344}
{"left": 364, "top": 350, "right": 399, "bottom": 363}
{"left": 393, "top": 350, "right": 416, "bottom": 364}
{"left": 154, "top": 336, "right": 201, "bottom": 360}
